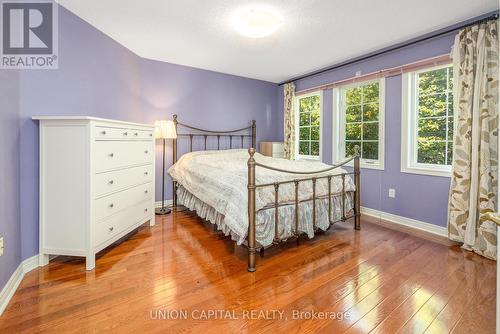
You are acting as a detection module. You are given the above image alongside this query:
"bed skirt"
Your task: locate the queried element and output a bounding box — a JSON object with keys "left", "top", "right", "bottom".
{"left": 176, "top": 185, "right": 354, "bottom": 248}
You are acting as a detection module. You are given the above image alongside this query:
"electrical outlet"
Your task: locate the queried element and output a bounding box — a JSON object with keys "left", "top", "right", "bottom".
{"left": 0, "top": 237, "right": 3, "bottom": 257}
{"left": 388, "top": 188, "right": 396, "bottom": 198}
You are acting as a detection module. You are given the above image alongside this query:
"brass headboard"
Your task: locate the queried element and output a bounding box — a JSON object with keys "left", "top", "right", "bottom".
{"left": 171, "top": 114, "right": 256, "bottom": 206}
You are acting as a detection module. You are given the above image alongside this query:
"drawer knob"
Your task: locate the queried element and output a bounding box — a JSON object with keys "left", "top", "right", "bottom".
{"left": 144, "top": 171, "right": 148, "bottom": 175}
{"left": 101, "top": 131, "right": 106, "bottom": 135}
{"left": 124, "top": 132, "right": 128, "bottom": 136}
{"left": 109, "top": 203, "right": 114, "bottom": 208}
{"left": 109, "top": 153, "right": 114, "bottom": 157}
{"left": 144, "top": 150, "right": 149, "bottom": 154}
{"left": 144, "top": 190, "right": 148, "bottom": 194}
{"left": 134, "top": 132, "right": 138, "bottom": 136}
{"left": 109, "top": 227, "right": 114, "bottom": 231}
{"left": 149, "top": 133, "right": 152, "bottom": 137}
{"left": 109, "top": 180, "right": 114, "bottom": 185}
{"left": 144, "top": 208, "right": 148, "bottom": 212}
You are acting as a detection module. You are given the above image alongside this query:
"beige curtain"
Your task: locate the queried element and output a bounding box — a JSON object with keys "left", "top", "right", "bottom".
{"left": 283, "top": 82, "right": 296, "bottom": 159}
{"left": 448, "top": 21, "right": 499, "bottom": 260}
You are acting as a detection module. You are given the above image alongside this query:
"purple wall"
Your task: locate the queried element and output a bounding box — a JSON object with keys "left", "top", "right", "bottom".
{"left": 140, "top": 58, "right": 280, "bottom": 201}
{"left": 0, "top": 70, "right": 22, "bottom": 291}
{"left": 291, "top": 33, "right": 456, "bottom": 228}
{"left": 0, "top": 1, "right": 466, "bottom": 295}
{"left": 13, "top": 6, "right": 280, "bottom": 263}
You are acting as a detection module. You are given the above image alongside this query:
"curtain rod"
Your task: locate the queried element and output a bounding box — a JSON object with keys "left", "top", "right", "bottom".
{"left": 278, "top": 10, "right": 499, "bottom": 86}
{"left": 295, "top": 53, "right": 451, "bottom": 96}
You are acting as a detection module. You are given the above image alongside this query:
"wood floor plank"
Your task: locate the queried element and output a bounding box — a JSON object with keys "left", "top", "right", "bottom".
{"left": 0, "top": 211, "right": 495, "bottom": 334}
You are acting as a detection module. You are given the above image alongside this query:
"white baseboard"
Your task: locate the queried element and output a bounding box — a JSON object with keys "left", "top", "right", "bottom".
{"left": 153, "top": 201, "right": 448, "bottom": 237}
{"left": 361, "top": 206, "right": 448, "bottom": 238}
{"left": 155, "top": 199, "right": 173, "bottom": 208}
{"left": 0, "top": 254, "right": 39, "bottom": 316}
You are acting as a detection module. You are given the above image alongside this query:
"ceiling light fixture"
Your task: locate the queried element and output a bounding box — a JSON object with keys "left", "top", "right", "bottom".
{"left": 232, "top": 6, "right": 283, "bottom": 38}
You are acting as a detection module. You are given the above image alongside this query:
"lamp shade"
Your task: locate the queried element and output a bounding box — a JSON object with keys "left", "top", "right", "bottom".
{"left": 154, "top": 120, "right": 177, "bottom": 139}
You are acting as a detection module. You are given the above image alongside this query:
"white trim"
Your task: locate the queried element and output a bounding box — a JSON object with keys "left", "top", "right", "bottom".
{"left": 155, "top": 199, "right": 173, "bottom": 208}
{"left": 361, "top": 206, "right": 448, "bottom": 237}
{"left": 294, "top": 90, "right": 323, "bottom": 161}
{"left": 32, "top": 116, "right": 154, "bottom": 129}
{"left": 0, "top": 254, "right": 39, "bottom": 316}
{"left": 401, "top": 64, "right": 453, "bottom": 178}
{"left": 333, "top": 78, "right": 385, "bottom": 170}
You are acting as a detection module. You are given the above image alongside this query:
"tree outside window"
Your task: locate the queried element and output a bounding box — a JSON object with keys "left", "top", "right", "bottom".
{"left": 296, "top": 93, "right": 321, "bottom": 158}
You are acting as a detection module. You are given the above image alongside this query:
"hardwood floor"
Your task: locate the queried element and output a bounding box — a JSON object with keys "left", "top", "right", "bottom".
{"left": 0, "top": 211, "right": 496, "bottom": 333}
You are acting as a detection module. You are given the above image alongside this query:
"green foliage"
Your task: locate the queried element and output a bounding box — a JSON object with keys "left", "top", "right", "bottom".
{"left": 416, "top": 66, "right": 454, "bottom": 165}
{"left": 298, "top": 95, "right": 321, "bottom": 156}
{"left": 344, "top": 82, "right": 380, "bottom": 159}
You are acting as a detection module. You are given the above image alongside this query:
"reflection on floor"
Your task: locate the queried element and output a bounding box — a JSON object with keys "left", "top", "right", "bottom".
{"left": 0, "top": 211, "right": 496, "bottom": 333}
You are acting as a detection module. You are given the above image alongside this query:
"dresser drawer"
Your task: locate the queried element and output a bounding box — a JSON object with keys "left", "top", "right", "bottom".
{"left": 134, "top": 129, "right": 154, "bottom": 139}
{"left": 95, "top": 182, "right": 153, "bottom": 222}
{"left": 94, "top": 141, "right": 153, "bottom": 172}
{"left": 95, "top": 200, "right": 152, "bottom": 247}
{"left": 95, "top": 126, "right": 154, "bottom": 140}
{"left": 95, "top": 165, "right": 153, "bottom": 197}
{"left": 94, "top": 126, "right": 130, "bottom": 140}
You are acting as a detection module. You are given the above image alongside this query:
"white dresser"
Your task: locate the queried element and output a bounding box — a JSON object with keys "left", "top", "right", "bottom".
{"left": 33, "top": 116, "right": 155, "bottom": 270}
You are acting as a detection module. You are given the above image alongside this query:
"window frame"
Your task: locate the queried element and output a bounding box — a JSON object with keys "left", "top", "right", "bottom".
{"left": 401, "top": 63, "right": 453, "bottom": 177}
{"left": 332, "top": 78, "right": 385, "bottom": 170}
{"left": 294, "top": 90, "right": 323, "bottom": 161}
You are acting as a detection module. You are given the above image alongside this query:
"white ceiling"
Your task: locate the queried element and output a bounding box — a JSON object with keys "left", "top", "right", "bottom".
{"left": 56, "top": 0, "right": 498, "bottom": 83}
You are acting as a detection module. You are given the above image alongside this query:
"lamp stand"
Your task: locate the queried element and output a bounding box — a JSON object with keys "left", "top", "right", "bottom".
{"left": 155, "top": 138, "right": 171, "bottom": 215}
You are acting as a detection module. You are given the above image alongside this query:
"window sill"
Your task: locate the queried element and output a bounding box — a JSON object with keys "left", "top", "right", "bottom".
{"left": 340, "top": 160, "right": 384, "bottom": 171}
{"left": 296, "top": 155, "right": 321, "bottom": 161}
{"left": 401, "top": 165, "right": 451, "bottom": 178}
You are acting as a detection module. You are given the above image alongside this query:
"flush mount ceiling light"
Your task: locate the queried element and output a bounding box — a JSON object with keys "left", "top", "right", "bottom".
{"left": 231, "top": 6, "right": 283, "bottom": 38}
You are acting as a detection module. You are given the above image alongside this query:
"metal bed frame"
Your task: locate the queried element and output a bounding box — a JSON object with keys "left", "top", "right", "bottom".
{"left": 171, "top": 115, "right": 361, "bottom": 272}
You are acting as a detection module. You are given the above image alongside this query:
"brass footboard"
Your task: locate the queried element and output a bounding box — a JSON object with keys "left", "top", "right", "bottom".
{"left": 247, "top": 146, "right": 361, "bottom": 272}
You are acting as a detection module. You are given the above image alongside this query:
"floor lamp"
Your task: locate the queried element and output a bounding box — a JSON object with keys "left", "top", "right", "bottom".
{"left": 154, "top": 120, "right": 177, "bottom": 215}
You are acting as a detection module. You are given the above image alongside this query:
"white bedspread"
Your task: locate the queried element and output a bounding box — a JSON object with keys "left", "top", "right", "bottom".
{"left": 168, "top": 149, "right": 355, "bottom": 246}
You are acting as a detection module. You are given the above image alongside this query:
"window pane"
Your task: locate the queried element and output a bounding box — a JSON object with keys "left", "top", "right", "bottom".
{"left": 418, "top": 93, "right": 447, "bottom": 117}
{"left": 363, "top": 83, "right": 379, "bottom": 103}
{"left": 346, "top": 105, "right": 362, "bottom": 122}
{"left": 447, "top": 116, "right": 454, "bottom": 139}
{"left": 362, "top": 142, "right": 378, "bottom": 160}
{"left": 346, "top": 141, "right": 361, "bottom": 157}
{"left": 418, "top": 117, "right": 446, "bottom": 140}
{"left": 310, "top": 110, "right": 320, "bottom": 126}
{"left": 447, "top": 142, "right": 453, "bottom": 164}
{"left": 346, "top": 87, "right": 362, "bottom": 105}
{"left": 343, "top": 81, "right": 383, "bottom": 162}
{"left": 447, "top": 97, "right": 453, "bottom": 116}
{"left": 448, "top": 67, "right": 453, "bottom": 91}
{"left": 299, "top": 127, "right": 310, "bottom": 140}
{"left": 418, "top": 68, "right": 447, "bottom": 95}
{"left": 346, "top": 123, "right": 361, "bottom": 140}
{"left": 363, "top": 122, "right": 379, "bottom": 140}
{"left": 417, "top": 141, "right": 446, "bottom": 164}
{"left": 311, "top": 141, "right": 320, "bottom": 156}
{"left": 296, "top": 93, "right": 321, "bottom": 158}
{"left": 363, "top": 103, "right": 379, "bottom": 121}
{"left": 300, "top": 95, "right": 320, "bottom": 113}
{"left": 299, "top": 141, "right": 310, "bottom": 155}
{"left": 299, "top": 112, "right": 310, "bottom": 126}
{"left": 311, "top": 126, "right": 320, "bottom": 141}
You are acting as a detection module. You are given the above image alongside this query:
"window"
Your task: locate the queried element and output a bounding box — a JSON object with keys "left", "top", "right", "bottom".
{"left": 295, "top": 91, "right": 322, "bottom": 159}
{"left": 333, "top": 79, "right": 385, "bottom": 169}
{"left": 402, "top": 65, "right": 454, "bottom": 177}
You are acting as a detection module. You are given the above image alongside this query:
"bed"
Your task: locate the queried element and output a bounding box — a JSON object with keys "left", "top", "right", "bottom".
{"left": 168, "top": 115, "right": 360, "bottom": 272}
